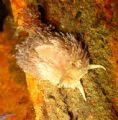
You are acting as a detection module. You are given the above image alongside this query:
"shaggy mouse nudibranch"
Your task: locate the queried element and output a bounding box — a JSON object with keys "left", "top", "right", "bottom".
{"left": 16, "top": 31, "right": 106, "bottom": 101}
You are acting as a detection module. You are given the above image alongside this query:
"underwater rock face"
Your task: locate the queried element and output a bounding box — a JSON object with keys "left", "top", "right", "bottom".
{"left": 9, "top": 0, "right": 118, "bottom": 120}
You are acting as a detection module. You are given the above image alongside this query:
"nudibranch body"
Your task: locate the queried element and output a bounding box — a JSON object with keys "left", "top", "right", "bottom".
{"left": 16, "top": 30, "right": 105, "bottom": 101}
{"left": 15, "top": 5, "right": 105, "bottom": 101}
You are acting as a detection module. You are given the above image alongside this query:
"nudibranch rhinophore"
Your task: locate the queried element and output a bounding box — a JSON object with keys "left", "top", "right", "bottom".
{"left": 15, "top": 5, "right": 106, "bottom": 101}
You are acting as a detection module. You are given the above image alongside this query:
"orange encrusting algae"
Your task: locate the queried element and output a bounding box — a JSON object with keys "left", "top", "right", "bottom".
{"left": 108, "top": 32, "right": 118, "bottom": 85}
{"left": 10, "top": 0, "right": 27, "bottom": 25}
{"left": 26, "top": 73, "right": 44, "bottom": 120}
{"left": 107, "top": 30, "right": 118, "bottom": 114}
{"left": 10, "top": 0, "right": 45, "bottom": 119}
{"left": 0, "top": 22, "right": 34, "bottom": 119}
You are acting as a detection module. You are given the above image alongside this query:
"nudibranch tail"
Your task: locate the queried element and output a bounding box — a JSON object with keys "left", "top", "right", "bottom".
{"left": 87, "top": 64, "right": 106, "bottom": 71}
